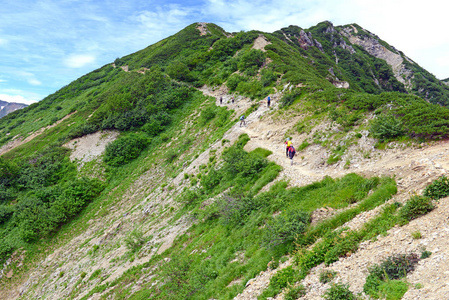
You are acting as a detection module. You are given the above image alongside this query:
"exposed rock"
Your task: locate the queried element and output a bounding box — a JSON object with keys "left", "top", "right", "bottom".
{"left": 197, "top": 22, "right": 210, "bottom": 36}
{"left": 298, "top": 30, "right": 314, "bottom": 49}
{"left": 340, "top": 28, "right": 413, "bottom": 89}
{"left": 252, "top": 35, "right": 272, "bottom": 52}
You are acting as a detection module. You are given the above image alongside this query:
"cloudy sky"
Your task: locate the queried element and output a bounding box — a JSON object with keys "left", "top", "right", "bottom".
{"left": 1, "top": 0, "right": 447, "bottom": 104}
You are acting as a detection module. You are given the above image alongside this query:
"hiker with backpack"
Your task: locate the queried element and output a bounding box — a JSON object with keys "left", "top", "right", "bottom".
{"left": 288, "top": 145, "right": 296, "bottom": 165}
{"left": 239, "top": 115, "right": 246, "bottom": 127}
{"left": 267, "top": 96, "right": 271, "bottom": 108}
{"left": 285, "top": 138, "right": 292, "bottom": 158}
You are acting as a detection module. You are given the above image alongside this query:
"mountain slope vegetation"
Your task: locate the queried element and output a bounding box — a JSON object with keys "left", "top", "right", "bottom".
{"left": 1, "top": 21, "right": 449, "bottom": 299}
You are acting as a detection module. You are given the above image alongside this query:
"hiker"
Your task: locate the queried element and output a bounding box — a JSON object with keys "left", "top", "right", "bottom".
{"left": 231, "top": 96, "right": 235, "bottom": 104}
{"left": 288, "top": 145, "right": 296, "bottom": 165}
{"left": 239, "top": 115, "right": 246, "bottom": 127}
{"left": 285, "top": 138, "right": 292, "bottom": 158}
{"left": 267, "top": 96, "right": 271, "bottom": 108}
{"left": 220, "top": 96, "right": 223, "bottom": 105}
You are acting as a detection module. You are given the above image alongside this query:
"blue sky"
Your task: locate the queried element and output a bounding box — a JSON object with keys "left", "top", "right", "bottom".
{"left": 1, "top": 0, "right": 448, "bottom": 104}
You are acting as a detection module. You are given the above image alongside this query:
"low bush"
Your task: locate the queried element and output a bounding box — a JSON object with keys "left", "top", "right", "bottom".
{"left": 423, "top": 175, "right": 449, "bottom": 199}
{"left": 269, "top": 266, "right": 296, "bottom": 290}
{"left": 226, "top": 74, "right": 246, "bottom": 91}
{"left": 376, "top": 280, "right": 408, "bottom": 300}
{"left": 0, "top": 205, "right": 14, "bottom": 224}
{"left": 125, "top": 229, "right": 146, "bottom": 252}
{"left": 104, "top": 133, "right": 149, "bottom": 167}
{"left": 263, "top": 209, "right": 310, "bottom": 247}
{"left": 324, "top": 282, "right": 356, "bottom": 300}
{"left": 284, "top": 284, "right": 306, "bottom": 300}
{"left": 280, "top": 90, "right": 302, "bottom": 107}
{"left": 319, "top": 269, "right": 337, "bottom": 284}
{"left": 370, "top": 113, "right": 404, "bottom": 141}
{"left": 215, "top": 193, "right": 264, "bottom": 226}
{"left": 399, "top": 195, "right": 434, "bottom": 222}
{"left": 364, "top": 253, "right": 419, "bottom": 298}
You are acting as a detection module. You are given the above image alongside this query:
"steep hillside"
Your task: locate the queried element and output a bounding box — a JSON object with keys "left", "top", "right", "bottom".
{"left": 1, "top": 22, "right": 449, "bottom": 300}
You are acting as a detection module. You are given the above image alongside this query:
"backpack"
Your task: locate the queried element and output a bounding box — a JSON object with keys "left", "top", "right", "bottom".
{"left": 240, "top": 115, "right": 245, "bottom": 120}
{"left": 289, "top": 146, "right": 296, "bottom": 155}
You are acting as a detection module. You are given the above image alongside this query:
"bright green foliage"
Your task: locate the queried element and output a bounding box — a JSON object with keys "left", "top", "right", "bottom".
{"left": 377, "top": 280, "right": 408, "bottom": 300}
{"left": 423, "top": 175, "right": 449, "bottom": 199}
{"left": 269, "top": 266, "right": 296, "bottom": 290}
{"left": 284, "top": 284, "right": 306, "bottom": 300}
{"left": 104, "top": 133, "right": 149, "bottom": 167}
{"left": 399, "top": 195, "right": 434, "bottom": 222}
{"left": 363, "top": 253, "right": 419, "bottom": 298}
{"left": 324, "top": 282, "right": 356, "bottom": 300}
{"left": 370, "top": 113, "right": 405, "bottom": 141}
{"left": 263, "top": 209, "right": 310, "bottom": 247}
{"left": 250, "top": 147, "right": 273, "bottom": 158}
{"left": 13, "top": 177, "right": 104, "bottom": 242}
{"left": 280, "top": 90, "right": 303, "bottom": 107}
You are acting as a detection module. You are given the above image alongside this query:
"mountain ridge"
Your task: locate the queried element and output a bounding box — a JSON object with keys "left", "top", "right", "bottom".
{"left": 0, "top": 100, "right": 28, "bottom": 119}
{"left": 1, "top": 21, "right": 449, "bottom": 299}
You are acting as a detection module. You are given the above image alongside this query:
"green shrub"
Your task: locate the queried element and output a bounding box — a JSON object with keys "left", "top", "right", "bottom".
{"left": 364, "top": 253, "right": 419, "bottom": 298}
{"left": 215, "top": 193, "right": 262, "bottom": 226}
{"left": 423, "top": 175, "right": 449, "bottom": 199}
{"left": 269, "top": 266, "right": 296, "bottom": 289}
{"left": 324, "top": 282, "right": 356, "bottom": 300}
{"left": 411, "top": 231, "right": 422, "bottom": 239}
{"left": 250, "top": 147, "right": 272, "bottom": 158}
{"left": 399, "top": 195, "right": 434, "bottom": 222}
{"left": 280, "top": 90, "right": 302, "bottom": 107}
{"left": 264, "top": 209, "right": 310, "bottom": 247}
{"left": 370, "top": 113, "right": 404, "bottom": 141}
{"left": 420, "top": 250, "right": 432, "bottom": 259}
{"left": 237, "top": 49, "right": 265, "bottom": 71}
{"left": 261, "top": 69, "right": 278, "bottom": 87}
{"left": 319, "top": 270, "right": 337, "bottom": 284}
{"left": 0, "top": 205, "right": 14, "bottom": 224}
{"left": 200, "top": 106, "right": 217, "bottom": 124}
{"left": 104, "top": 133, "right": 149, "bottom": 167}
{"left": 298, "top": 140, "right": 310, "bottom": 151}
{"left": 284, "top": 284, "right": 306, "bottom": 300}
{"left": 226, "top": 74, "right": 246, "bottom": 91}
{"left": 125, "top": 229, "right": 146, "bottom": 252}
{"left": 377, "top": 280, "right": 408, "bottom": 300}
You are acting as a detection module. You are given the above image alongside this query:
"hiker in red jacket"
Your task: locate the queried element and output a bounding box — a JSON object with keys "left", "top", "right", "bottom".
{"left": 288, "top": 145, "right": 296, "bottom": 165}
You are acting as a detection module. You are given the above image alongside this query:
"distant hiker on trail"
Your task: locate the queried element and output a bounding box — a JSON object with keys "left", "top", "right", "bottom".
{"left": 267, "top": 96, "right": 271, "bottom": 108}
{"left": 231, "top": 96, "right": 235, "bottom": 104}
{"left": 285, "top": 138, "right": 292, "bottom": 158}
{"left": 239, "top": 115, "right": 246, "bottom": 127}
{"left": 220, "top": 96, "right": 223, "bottom": 104}
{"left": 288, "top": 145, "right": 296, "bottom": 165}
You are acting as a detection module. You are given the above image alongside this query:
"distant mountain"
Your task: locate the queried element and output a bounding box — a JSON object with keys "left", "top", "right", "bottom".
{"left": 0, "top": 100, "right": 27, "bottom": 118}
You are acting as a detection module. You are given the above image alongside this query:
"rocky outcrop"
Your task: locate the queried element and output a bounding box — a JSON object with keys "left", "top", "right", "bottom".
{"left": 297, "top": 30, "right": 324, "bottom": 53}
{"left": 340, "top": 26, "right": 414, "bottom": 90}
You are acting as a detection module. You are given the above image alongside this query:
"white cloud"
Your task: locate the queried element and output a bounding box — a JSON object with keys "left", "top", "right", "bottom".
{"left": 28, "top": 78, "right": 42, "bottom": 86}
{"left": 64, "top": 54, "right": 96, "bottom": 68}
{"left": 0, "top": 93, "right": 38, "bottom": 105}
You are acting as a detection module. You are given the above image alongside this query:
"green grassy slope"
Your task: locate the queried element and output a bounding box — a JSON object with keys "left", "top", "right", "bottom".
{"left": 0, "top": 21, "right": 447, "bottom": 299}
